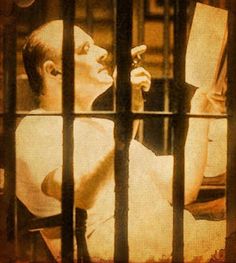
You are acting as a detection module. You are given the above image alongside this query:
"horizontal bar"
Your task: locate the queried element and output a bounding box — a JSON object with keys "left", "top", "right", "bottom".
{"left": 8, "top": 111, "right": 117, "bottom": 117}
{"left": 20, "top": 214, "right": 62, "bottom": 233}
{"left": 133, "top": 112, "right": 227, "bottom": 119}
{"left": 1, "top": 111, "right": 228, "bottom": 119}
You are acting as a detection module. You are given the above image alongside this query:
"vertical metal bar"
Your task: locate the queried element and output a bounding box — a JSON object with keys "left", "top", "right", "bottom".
{"left": 225, "top": 5, "right": 236, "bottom": 262}
{"left": 3, "top": 20, "right": 17, "bottom": 256}
{"left": 0, "top": 25, "right": 3, "bottom": 115}
{"left": 137, "top": 0, "right": 144, "bottom": 44}
{"left": 114, "top": 0, "right": 133, "bottom": 262}
{"left": 172, "top": 0, "right": 187, "bottom": 262}
{"left": 210, "top": 0, "right": 219, "bottom": 6}
{"left": 137, "top": 0, "right": 145, "bottom": 143}
{"left": 86, "top": 0, "right": 93, "bottom": 35}
{"left": 112, "top": 0, "right": 117, "bottom": 111}
{"left": 163, "top": 0, "right": 170, "bottom": 154}
{"left": 75, "top": 208, "right": 90, "bottom": 262}
{"left": 61, "top": 1, "right": 75, "bottom": 262}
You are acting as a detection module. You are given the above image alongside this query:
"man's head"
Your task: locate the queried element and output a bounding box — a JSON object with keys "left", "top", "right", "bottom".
{"left": 23, "top": 20, "right": 113, "bottom": 111}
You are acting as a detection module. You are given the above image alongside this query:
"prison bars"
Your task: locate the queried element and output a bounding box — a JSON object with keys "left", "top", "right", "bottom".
{"left": 163, "top": 0, "right": 171, "bottom": 154}
{"left": 226, "top": 2, "right": 236, "bottom": 261}
{"left": 85, "top": 0, "right": 93, "bottom": 35}
{"left": 3, "top": 1, "right": 235, "bottom": 262}
{"left": 60, "top": 0, "right": 134, "bottom": 261}
{"left": 172, "top": 0, "right": 188, "bottom": 262}
{"left": 136, "top": 0, "right": 145, "bottom": 143}
{"left": 114, "top": 0, "right": 133, "bottom": 261}
{"left": 3, "top": 17, "right": 17, "bottom": 258}
{"left": 60, "top": 0, "right": 134, "bottom": 260}
{"left": 61, "top": 0, "right": 75, "bottom": 262}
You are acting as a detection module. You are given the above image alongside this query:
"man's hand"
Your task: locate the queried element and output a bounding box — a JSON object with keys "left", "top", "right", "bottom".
{"left": 112, "top": 45, "right": 151, "bottom": 111}
{"left": 131, "top": 45, "right": 151, "bottom": 111}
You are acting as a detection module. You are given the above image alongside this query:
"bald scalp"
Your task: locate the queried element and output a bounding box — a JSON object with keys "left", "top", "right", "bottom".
{"left": 23, "top": 20, "right": 94, "bottom": 98}
{"left": 23, "top": 20, "right": 64, "bottom": 96}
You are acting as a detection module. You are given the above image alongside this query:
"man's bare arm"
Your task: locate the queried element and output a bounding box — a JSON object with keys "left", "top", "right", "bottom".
{"left": 184, "top": 90, "right": 226, "bottom": 204}
{"left": 150, "top": 89, "right": 226, "bottom": 205}
{"left": 41, "top": 149, "right": 114, "bottom": 210}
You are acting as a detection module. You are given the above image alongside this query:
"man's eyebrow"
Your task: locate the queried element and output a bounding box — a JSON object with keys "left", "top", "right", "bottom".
{"left": 75, "top": 40, "right": 93, "bottom": 54}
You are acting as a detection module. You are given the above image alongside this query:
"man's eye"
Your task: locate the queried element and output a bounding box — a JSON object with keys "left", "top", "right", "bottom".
{"left": 79, "top": 43, "right": 90, "bottom": 54}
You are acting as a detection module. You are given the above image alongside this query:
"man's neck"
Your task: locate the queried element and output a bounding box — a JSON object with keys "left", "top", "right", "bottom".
{"left": 74, "top": 97, "right": 93, "bottom": 112}
{"left": 39, "top": 98, "right": 93, "bottom": 112}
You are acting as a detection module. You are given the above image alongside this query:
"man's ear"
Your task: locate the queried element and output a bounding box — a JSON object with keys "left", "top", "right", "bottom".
{"left": 43, "top": 60, "right": 61, "bottom": 79}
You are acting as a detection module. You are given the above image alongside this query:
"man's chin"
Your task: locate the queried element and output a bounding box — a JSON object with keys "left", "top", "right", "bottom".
{"left": 97, "top": 76, "right": 114, "bottom": 88}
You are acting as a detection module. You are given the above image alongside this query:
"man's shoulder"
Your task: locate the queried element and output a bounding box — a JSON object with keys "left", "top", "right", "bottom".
{"left": 16, "top": 109, "right": 62, "bottom": 145}
{"left": 74, "top": 117, "right": 114, "bottom": 135}
{"left": 130, "top": 139, "right": 173, "bottom": 168}
{"left": 17, "top": 109, "right": 62, "bottom": 129}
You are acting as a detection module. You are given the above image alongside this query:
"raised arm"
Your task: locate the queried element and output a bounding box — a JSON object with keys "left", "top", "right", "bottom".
{"left": 113, "top": 45, "right": 151, "bottom": 137}
{"left": 184, "top": 90, "right": 210, "bottom": 204}
{"left": 131, "top": 45, "right": 151, "bottom": 137}
{"left": 184, "top": 89, "right": 226, "bottom": 204}
{"left": 148, "top": 89, "right": 226, "bottom": 205}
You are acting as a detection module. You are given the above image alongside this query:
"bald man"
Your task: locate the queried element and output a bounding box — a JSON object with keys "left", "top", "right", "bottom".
{"left": 16, "top": 20, "right": 226, "bottom": 262}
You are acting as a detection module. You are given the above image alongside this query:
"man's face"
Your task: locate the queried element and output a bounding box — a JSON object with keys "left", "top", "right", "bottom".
{"left": 73, "top": 26, "right": 113, "bottom": 102}
{"left": 40, "top": 22, "right": 113, "bottom": 111}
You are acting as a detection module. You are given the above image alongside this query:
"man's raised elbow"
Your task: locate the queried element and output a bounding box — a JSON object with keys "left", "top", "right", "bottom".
{"left": 75, "top": 199, "right": 94, "bottom": 210}
{"left": 74, "top": 192, "right": 96, "bottom": 210}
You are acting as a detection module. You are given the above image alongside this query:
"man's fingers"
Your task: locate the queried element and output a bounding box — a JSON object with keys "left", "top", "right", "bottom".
{"left": 131, "top": 76, "right": 151, "bottom": 91}
{"left": 131, "top": 67, "right": 151, "bottom": 92}
{"left": 131, "top": 66, "right": 151, "bottom": 79}
{"left": 131, "top": 45, "right": 147, "bottom": 58}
